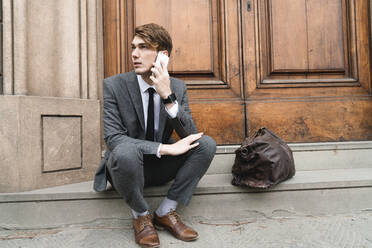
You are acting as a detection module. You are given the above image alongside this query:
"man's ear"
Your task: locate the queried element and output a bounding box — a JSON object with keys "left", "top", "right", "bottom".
{"left": 161, "top": 50, "right": 169, "bottom": 57}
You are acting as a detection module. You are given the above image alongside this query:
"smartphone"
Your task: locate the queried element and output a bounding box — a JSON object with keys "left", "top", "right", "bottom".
{"left": 155, "top": 51, "right": 169, "bottom": 69}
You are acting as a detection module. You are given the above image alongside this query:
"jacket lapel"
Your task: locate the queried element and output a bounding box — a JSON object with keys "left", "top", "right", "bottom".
{"left": 124, "top": 71, "right": 145, "bottom": 131}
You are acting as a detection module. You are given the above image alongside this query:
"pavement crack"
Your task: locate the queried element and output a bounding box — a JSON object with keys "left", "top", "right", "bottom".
{"left": 0, "top": 229, "right": 62, "bottom": 241}
{"left": 81, "top": 226, "right": 131, "bottom": 230}
{"left": 0, "top": 217, "right": 131, "bottom": 231}
{"left": 243, "top": 210, "right": 272, "bottom": 219}
{"left": 199, "top": 220, "right": 256, "bottom": 227}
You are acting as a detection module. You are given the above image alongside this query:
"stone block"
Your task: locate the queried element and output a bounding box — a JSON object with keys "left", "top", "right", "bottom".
{"left": 2, "top": 0, "right": 104, "bottom": 98}
{"left": 42, "top": 116, "right": 82, "bottom": 172}
{"left": 0, "top": 95, "right": 101, "bottom": 193}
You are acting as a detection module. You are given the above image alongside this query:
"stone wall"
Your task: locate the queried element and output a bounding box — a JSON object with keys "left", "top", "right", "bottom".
{"left": 0, "top": 0, "right": 104, "bottom": 192}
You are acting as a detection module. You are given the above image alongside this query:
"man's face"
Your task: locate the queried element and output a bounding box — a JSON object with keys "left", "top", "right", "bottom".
{"left": 131, "top": 36, "right": 157, "bottom": 75}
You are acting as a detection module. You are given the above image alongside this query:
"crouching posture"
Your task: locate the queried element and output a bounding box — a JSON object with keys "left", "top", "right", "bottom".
{"left": 94, "top": 23, "right": 216, "bottom": 247}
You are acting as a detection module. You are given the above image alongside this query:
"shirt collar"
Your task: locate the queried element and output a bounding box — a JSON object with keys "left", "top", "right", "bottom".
{"left": 137, "top": 75, "right": 156, "bottom": 94}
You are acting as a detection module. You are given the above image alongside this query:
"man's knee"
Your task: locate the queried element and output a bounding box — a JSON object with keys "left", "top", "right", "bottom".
{"left": 111, "top": 143, "right": 142, "bottom": 174}
{"left": 197, "top": 135, "right": 217, "bottom": 158}
{"left": 183, "top": 135, "right": 216, "bottom": 178}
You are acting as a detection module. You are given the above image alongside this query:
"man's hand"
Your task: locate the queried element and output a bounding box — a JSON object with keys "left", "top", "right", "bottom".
{"left": 150, "top": 61, "right": 172, "bottom": 99}
{"left": 159, "top": 133, "right": 203, "bottom": 156}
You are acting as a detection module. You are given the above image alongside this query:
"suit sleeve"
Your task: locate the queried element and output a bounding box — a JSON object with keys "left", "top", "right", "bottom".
{"left": 169, "top": 83, "right": 198, "bottom": 138}
{"left": 102, "top": 79, "right": 160, "bottom": 154}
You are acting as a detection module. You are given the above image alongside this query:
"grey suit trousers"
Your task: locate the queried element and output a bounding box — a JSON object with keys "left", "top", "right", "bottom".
{"left": 106, "top": 135, "right": 216, "bottom": 212}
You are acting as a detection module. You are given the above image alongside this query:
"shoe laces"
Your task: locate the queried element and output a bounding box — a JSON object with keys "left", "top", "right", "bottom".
{"left": 139, "top": 214, "right": 153, "bottom": 230}
{"left": 168, "top": 210, "right": 181, "bottom": 225}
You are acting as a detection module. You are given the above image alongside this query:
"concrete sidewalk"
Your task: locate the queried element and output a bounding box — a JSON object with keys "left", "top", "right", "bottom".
{"left": 1, "top": 211, "right": 371, "bottom": 248}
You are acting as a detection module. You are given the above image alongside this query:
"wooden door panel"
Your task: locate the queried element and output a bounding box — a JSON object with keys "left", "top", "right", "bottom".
{"left": 103, "top": 1, "right": 123, "bottom": 78}
{"left": 307, "top": 0, "right": 345, "bottom": 70}
{"left": 271, "top": 0, "right": 308, "bottom": 71}
{"left": 243, "top": 0, "right": 372, "bottom": 142}
{"left": 126, "top": 0, "right": 224, "bottom": 85}
{"left": 271, "top": 0, "right": 345, "bottom": 71}
{"left": 135, "top": 0, "right": 213, "bottom": 73}
{"left": 103, "top": 0, "right": 245, "bottom": 144}
{"left": 257, "top": 0, "right": 357, "bottom": 88}
{"left": 190, "top": 102, "right": 246, "bottom": 144}
{"left": 247, "top": 99, "right": 372, "bottom": 142}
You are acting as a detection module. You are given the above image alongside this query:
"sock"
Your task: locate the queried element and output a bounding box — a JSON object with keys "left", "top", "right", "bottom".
{"left": 131, "top": 209, "right": 149, "bottom": 219}
{"left": 155, "top": 197, "right": 178, "bottom": 217}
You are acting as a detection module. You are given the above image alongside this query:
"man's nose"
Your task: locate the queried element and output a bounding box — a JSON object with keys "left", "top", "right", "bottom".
{"left": 132, "top": 48, "right": 139, "bottom": 58}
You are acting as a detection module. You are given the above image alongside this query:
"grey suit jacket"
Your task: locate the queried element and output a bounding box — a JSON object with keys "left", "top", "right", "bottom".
{"left": 93, "top": 71, "right": 198, "bottom": 192}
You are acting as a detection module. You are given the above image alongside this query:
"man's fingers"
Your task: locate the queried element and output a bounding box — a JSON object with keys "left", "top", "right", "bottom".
{"left": 154, "top": 61, "right": 165, "bottom": 74}
{"left": 151, "top": 65, "right": 160, "bottom": 77}
{"left": 160, "top": 60, "right": 168, "bottom": 73}
{"left": 189, "top": 142, "right": 199, "bottom": 149}
{"left": 150, "top": 76, "right": 161, "bottom": 89}
{"left": 158, "top": 61, "right": 165, "bottom": 73}
{"left": 185, "top": 132, "right": 203, "bottom": 144}
{"left": 151, "top": 69, "right": 160, "bottom": 78}
{"left": 189, "top": 132, "right": 203, "bottom": 137}
{"left": 150, "top": 75, "right": 157, "bottom": 82}
{"left": 182, "top": 132, "right": 203, "bottom": 144}
{"left": 191, "top": 132, "right": 203, "bottom": 140}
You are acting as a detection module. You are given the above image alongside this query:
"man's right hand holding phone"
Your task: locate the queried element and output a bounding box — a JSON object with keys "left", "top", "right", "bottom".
{"left": 150, "top": 52, "right": 173, "bottom": 108}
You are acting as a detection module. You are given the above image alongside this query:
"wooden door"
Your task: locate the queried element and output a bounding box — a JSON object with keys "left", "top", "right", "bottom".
{"left": 243, "top": 0, "right": 372, "bottom": 142}
{"left": 103, "top": 0, "right": 245, "bottom": 144}
{"left": 103, "top": 0, "right": 372, "bottom": 144}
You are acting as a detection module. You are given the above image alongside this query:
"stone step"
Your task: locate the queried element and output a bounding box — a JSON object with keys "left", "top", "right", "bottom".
{"left": 210, "top": 141, "right": 372, "bottom": 174}
{"left": 2, "top": 168, "right": 372, "bottom": 202}
{"left": 96, "top": 141, "right": 372, "bottom": 175}
{"left": 1, "top": 168, "right": 372, "bottom": 229}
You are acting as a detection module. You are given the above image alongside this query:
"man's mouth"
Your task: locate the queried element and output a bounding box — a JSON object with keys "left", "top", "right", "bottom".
{"left": 133, "top": 62, "right": 141, "bottom": 67}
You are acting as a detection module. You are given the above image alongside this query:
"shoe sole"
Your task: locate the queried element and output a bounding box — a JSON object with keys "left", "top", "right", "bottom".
{"left": 154, "top": 223, "right": 199, "bottom": 242}
{"left": 139, "top": 244, "right": 160, "bottom": 248}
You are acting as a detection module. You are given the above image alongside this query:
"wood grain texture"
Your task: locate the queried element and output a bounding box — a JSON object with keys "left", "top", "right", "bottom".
{"left": 189, "top": 101, "right": 246, "bottom": 144}
{"left": 245, "top": 0, "right": 370, "bottom": 94}
{"left": 103, "top": 0, "right": 121, "bottom": 78}
{"left": 255, "top": 0, "right": 357, "bottom": 88}
{"left": 356, "top": 0, "right": 372, "bottom": 94}
{"left": 307, "top": 0, "right": 345, "bottom": 70}
{"left": 135, "top": 0, "right": 213, "bottom": 73}
{"left": 244, "top": 0, "right": 372, "bottom": 144}
{"left": 270, "top": 0, "right": 308, "bottom": 71}
{"left": 107, "top": 0, "right": 244, "bottom": 89}
{"left": 246, "top": 98, "right": 372, "bottom": 142}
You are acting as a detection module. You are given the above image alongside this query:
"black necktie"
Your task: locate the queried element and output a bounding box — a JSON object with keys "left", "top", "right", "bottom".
{"left": 146, "top": 88, "right": 155, "bottom": 141}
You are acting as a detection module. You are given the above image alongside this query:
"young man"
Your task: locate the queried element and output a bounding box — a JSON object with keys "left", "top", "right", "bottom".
{"left": 94, "top": 23, "right": 216, "bottom": 247}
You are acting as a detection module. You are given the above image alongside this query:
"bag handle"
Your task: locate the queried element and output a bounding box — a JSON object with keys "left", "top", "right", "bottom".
{"left": 257, "top": 127, "right": 289, "bottom": 147}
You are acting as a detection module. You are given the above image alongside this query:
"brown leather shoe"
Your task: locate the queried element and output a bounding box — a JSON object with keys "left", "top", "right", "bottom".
{"left": 153, "top": 210, "right": 199, "bottom": 242}
{"left": 133, "top": 214, "right": 160, "bottom": 248}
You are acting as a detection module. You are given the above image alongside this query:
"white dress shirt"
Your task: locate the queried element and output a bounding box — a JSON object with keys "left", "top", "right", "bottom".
{"left": 137, "top": 75, "right": 179, "bottom": 157}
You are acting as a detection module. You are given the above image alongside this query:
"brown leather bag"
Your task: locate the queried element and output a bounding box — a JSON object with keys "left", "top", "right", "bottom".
{"left": 232, "top": 127, "right": 296, "bottom": 188}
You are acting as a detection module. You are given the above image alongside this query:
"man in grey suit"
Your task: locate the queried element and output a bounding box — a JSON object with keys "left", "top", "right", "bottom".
{"left": 93, "top": 23, "right": 216, "bottom": 247}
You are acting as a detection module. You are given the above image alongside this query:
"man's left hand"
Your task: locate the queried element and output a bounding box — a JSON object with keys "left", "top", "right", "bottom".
{"left": 150, "top": 61, "right": 172, "bottom": 99}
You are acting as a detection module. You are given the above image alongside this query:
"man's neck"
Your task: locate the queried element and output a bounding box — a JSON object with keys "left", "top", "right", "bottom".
{"left": 140, "top": 72, "right": 154, "bottom": 86}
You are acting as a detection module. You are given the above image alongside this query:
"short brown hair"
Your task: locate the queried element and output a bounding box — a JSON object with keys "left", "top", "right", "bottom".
{"left": 134, "top": 23, "right": 173, "bottom": 56}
